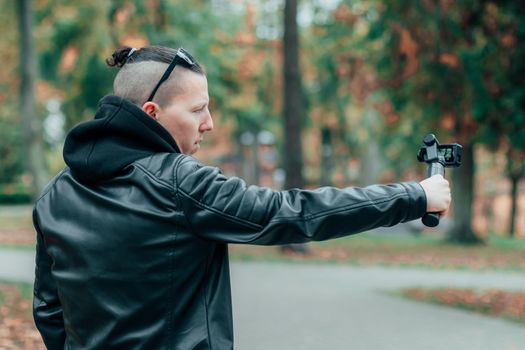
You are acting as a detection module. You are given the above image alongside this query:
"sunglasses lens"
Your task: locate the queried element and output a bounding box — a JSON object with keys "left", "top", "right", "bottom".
{"left": 177, "top": 48, "right": 195, "bottom": 65}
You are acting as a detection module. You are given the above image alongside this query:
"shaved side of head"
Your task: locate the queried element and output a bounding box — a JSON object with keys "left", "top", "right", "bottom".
{"left": 113, "top": 62, "right": 187, "bottom": 107}
{"left": 106, "top": 45, "right": 205, "bottom": 108}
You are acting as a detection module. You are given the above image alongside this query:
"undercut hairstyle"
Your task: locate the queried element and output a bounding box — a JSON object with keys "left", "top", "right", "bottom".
{"left": 106, "top": 46, "right": 205, "bottom": 107}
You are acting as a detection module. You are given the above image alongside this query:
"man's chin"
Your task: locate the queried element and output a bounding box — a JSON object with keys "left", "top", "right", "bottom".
{"left": 190, "top": 144, "right": 200, "bottom": 155}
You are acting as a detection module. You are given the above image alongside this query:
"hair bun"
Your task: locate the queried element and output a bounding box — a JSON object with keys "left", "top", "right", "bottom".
{"left": 106, "top": 46, "right": 135, "bottom": 67}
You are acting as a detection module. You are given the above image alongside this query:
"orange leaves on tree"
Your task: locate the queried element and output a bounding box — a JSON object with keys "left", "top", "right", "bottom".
{"left": 120, "top": 35, "right": 149, "bottom": 49}
{"left": 391, "top": 23, "right": 419, "bottom": 80}
{"left": 114, "top": 2, "right": 135, "bottom": 27}
{"left": 333, "top": 4, "right": 357, "bottom": 26}
{"left": 440, "top": 112, "right": 455, "bottom": 130}
{"left": 59, "top": 46, "right": 78, "bottom": 73}
{"left": 439, "top": 53, "right": 460, "bottom": 68}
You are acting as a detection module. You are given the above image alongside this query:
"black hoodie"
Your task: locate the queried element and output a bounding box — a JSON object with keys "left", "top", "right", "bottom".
{"left": 63, "top": 95, "right": 181, "bottom": 182}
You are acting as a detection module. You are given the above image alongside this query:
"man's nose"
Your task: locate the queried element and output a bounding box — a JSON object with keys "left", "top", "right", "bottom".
{"left": 200, "top": 111, "right": 213, "bottom": 132}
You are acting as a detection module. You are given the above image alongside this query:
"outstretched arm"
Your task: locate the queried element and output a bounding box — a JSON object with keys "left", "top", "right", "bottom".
{"left": 174, "top": 156, "right": 430, "bottom": 245}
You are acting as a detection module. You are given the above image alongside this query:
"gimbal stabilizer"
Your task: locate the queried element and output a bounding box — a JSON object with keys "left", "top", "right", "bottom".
{"left": 417, "top": 134, "right": 462, "bottom": 227}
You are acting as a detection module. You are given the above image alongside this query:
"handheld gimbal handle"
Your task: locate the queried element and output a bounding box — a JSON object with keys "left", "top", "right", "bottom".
{"left": 422, "top": 162, "right": 445, "bottom": 227}
{"left": 417, "top": 133, "right": 461, "bottom": 227}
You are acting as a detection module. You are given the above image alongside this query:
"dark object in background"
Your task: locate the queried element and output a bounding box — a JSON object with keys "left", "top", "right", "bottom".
{"left": 280, "top": 243, "right": 310, "bottom": 255}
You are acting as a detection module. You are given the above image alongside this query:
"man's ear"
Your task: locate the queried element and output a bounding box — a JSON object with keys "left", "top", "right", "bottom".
{"left": 142, "top": 101, "right": 160, "bottom": 120}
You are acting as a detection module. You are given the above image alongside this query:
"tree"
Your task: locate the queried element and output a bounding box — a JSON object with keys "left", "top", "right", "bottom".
{"left": 366, "top": 1, "right": 504, "bottom": 244}
{"left": 282, "top": 0, "right": 305, "bottom": 188}
{"left": 506, "top": 149, "right": 524, "bottom": 237}
{"left": 16, "top": 0, "right": 48, "bottom": 198}
{"left": 0, "top": 2, "right": 24, "bottom": 186}
{"left": 501, "top": 1, "right": 525, "bottom": 237}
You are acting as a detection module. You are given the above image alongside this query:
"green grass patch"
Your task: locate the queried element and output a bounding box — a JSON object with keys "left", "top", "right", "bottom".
{"left": 0, "top": 214, "right": 32, "bottom": 231}
{"left": 230, "top": 231, "right": 525, "bottom": 271}
{"left": 487, "top": 234, "right": 525, "bottom": 250}
{"left": 0, "top": 280, "right": 33, "bottom": 301}
{"left": 316, "top": 232, "right": 444, "bottom": 248}
{"left": 317, "top": 232, "right": 525, "bottom": 250}
{"left": 0, "top": 244, "right": 35, "bottom": 251}
{"left": 0, "top": 205, "right": 33, "bottom": 230}
{"left": 0, "top": 205, "right": 36, "bottom": 248}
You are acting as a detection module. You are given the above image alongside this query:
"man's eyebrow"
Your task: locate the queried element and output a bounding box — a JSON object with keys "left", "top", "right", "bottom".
{"left": 193, "top": 99, "right": 209, "bottom": 106}
{"left": 191, "top": 101, "right": 208, "bottom": 109}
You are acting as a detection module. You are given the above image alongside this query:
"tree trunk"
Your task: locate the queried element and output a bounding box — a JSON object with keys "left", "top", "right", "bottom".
{"left": 16, "top": 0, "right": 48, "bottom": 199}
{"left": 509, "top": 176, "right": 519, "bottom": 238}
{"left": 320, "top": 127, "right": 333, "bottom": 186}
{"left": 358, "top": 139, "right": 381, "bottom": 186}
{"left": 447, "top": 141, "right": 482, "bottom": 244}
{"left": 506, "top": 149, "right": 524, "bottom": 238}
{"left": 282, "top": 0, "right": 304, "bottom": 189}
{"left": 280, "top": 0, "right": 309, "bottom": 255}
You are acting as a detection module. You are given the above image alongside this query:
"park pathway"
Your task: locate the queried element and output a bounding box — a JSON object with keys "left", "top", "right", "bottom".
{"left": 1, "top": 248, "right": 524, "bottom": 350}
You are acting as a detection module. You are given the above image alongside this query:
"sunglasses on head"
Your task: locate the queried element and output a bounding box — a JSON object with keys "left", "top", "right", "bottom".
{"left": 146, "top": 48, "right": 196, "bottom": 102}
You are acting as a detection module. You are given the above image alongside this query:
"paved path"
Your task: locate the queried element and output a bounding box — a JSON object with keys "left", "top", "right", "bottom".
{"left": 231, "top": 262, "right": 525, "bottom": 350}
{"left": 1, "top": 249, "right": 524, "bottom": 350}
{"left": 0, "top": 249, "right": 35, "bottom": 282}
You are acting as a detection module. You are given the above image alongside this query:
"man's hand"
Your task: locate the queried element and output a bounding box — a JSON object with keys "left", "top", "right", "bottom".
{"left": 419, "top": 175, "right": 451, "bottom": 214}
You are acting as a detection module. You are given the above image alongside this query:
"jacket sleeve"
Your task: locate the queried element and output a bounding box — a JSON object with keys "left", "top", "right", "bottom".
{"left": 33, "top": 211, "right": 66, "bottom": 349}
{"left": 174, "top": 156, "right": 427, "bottom": 245}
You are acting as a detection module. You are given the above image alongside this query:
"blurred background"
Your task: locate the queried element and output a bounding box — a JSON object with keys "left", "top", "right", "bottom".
{"left": 1, "top": 0, "right": 525, "bottom": 349}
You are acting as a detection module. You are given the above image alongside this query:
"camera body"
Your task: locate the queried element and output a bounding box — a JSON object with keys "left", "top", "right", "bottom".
{"left": 417, "top": 134, "right": 462, "bottom": 167}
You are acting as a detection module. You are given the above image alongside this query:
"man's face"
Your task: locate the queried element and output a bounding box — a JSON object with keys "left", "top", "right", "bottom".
{"left": 154, "top": 70, "right": 213, "bottom": 155}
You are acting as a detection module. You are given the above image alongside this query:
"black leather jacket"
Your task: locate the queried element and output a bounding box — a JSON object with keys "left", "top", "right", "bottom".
{"left": 33, "top": 96, "right": 427, "bottom": 349}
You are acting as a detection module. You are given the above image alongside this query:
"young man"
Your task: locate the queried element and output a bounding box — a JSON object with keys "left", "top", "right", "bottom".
{"left": 33, "top": 46, "right": 451, "bottom": 349}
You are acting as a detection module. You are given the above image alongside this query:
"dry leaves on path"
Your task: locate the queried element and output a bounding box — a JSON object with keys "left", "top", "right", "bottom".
{"left": 402, "top": 287, "right": 525, "bottom": 324}
{"left": 0, "top": 230, "right": 35, "bottom": 246}
{"left": 0, "top": 284, "right": 44, "bottom": 350}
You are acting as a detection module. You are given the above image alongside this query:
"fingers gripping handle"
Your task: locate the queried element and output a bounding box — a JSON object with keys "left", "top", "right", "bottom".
{"left": 422, "top": 162, "right": 445, "bottom": 227}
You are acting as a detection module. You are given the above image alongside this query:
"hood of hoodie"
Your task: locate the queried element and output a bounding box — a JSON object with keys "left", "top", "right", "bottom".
{"left": 63, "top": 95, "right": 181, "bottom": 183}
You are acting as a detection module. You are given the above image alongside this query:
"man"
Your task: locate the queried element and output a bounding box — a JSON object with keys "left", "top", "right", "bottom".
{"left": 33, "top": 45, "right": 451, "bottom": 349}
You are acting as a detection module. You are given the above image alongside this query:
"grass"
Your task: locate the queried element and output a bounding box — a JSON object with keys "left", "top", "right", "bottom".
{"left": 229, "top": 231, "right": 525, "bottom": 271}
{"left": 0, "top": 211, "right": 32, "bottom": 231}
{"left": 487, "top": 234, "right": 525, "bottom": 250}
{"left": 0, "top": 205, "right": 36, "bottom": 249}
{"left": 317, "top": 231, "right": 525, "bottom": 250}
{"left": 0, "top": 244, "right": 35, "bottom": 251}
{"left": 0, "top": 280, "right": 33, "bottom": 300}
